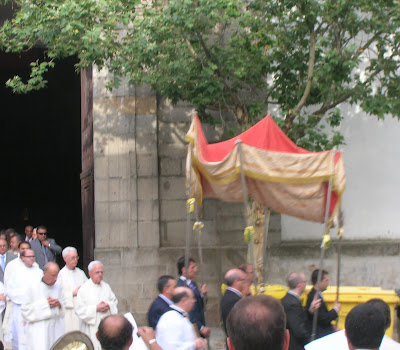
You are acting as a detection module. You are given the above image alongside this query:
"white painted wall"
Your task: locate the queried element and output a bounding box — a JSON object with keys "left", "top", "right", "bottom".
{"left": 282, "top": 104, "right": 400, "bottom": 240}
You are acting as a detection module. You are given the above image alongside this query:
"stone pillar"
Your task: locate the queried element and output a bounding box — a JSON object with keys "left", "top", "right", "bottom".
{"left": 92, "top": 68, "right": 161, "bottom": 323}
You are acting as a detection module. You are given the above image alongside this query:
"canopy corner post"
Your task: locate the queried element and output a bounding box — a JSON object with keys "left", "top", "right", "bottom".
{"left": 184, "top": 143, "right": 194, "bottom": 277}
{"left": 311, "top": 150, "right": 336, "bottom": 341}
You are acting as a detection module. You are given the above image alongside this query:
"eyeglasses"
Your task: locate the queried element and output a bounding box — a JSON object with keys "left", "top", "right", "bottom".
{"left": 37, "top": 232, "right": 47, "bottom": 236}
{"left": 24, "top": 255, "right": 35, "bottom": 258}
{"left": 70, "top": 256, "right": 79, "bottom": 260}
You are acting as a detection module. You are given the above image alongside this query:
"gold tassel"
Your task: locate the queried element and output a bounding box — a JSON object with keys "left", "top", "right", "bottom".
{"left": 186, "top": 198, "right": 195, "bottom": 213}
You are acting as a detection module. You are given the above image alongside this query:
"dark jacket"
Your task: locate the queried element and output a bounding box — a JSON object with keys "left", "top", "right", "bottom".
{"left": 281, "top": 292, "right": 310, "bottom": 350}
{"left": 306, "top": 288, "right": 337, "bottom": 339}
{"left": 220, "top": 289, "right": 241, "bottom": 336}
{"left": 147, "top": 296, "right": 171, "bottom": 329}
{"left": 177, "top": 278, "right": 206, "bottom": 332}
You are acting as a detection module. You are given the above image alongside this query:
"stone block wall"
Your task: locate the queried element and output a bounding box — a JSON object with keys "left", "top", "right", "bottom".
{"left": 92, "top": 70, "right": 400, "bottom": 328}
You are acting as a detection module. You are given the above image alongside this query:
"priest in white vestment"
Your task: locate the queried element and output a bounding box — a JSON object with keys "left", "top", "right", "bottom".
{"left": 2, "top": 241, "right": 32, "bottom": 349}
{"left": 6, "top": 248, "right": 43, "bottom": 350}
{"left": 75, "top": 260, "right": 118, "bottom": 350}
{"left": 21, "top": 262, "right": 65, "bottom": 350}
{"left": 58, "top": 246, "right": 87, "bottom": 333}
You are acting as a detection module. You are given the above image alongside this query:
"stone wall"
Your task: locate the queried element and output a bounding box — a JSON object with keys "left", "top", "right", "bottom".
{"left": 92, "top": 70, "right": 400, "bottom": 327}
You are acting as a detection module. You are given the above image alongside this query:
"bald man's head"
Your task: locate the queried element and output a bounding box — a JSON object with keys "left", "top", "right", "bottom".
{"left": 97, "top": 315, "right": 133, "bottom": 350}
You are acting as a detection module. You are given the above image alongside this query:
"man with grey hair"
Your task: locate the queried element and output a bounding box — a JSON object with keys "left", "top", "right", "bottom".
{"left": 58, "top": 246, "right": 87, "bottom": 332}
{"left": 220, "top": 268, "right": 248, "bottom": 336}
{"left": 75, "top": 261, "right": 118, "bottom": 350}
{"left": 281, "top": 272, "right": 321, "bottom": 350}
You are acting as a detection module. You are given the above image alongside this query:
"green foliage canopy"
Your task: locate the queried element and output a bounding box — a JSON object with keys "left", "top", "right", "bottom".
{"left": 1, "top": 0, "right": 400, "bottom": 150}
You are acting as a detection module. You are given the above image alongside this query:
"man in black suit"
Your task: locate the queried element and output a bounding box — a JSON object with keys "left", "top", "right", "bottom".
{"left": 176, "top": 256, "right": 211, "bottom": 338}
{"left": 220, "top": 268, "right": 248, "bottom": 336}
{"left": 30, "top": 225, "right": 62, "bottom": 269}
{"left": 281, "top": 272, "right": 321, "bottom": 350}
{"left": 0, "top": 238, "right": 17, "bottom": 283}
{"left": 306, "top": 269, "right": 341, "bottom": 339}
{"left": 147, "top": 275, "right": 176, "bottom": 329}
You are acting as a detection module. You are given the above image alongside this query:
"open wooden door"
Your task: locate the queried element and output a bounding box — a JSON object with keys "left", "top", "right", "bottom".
{"left": 80, "top": 68, "right": 94, "bottom": 273}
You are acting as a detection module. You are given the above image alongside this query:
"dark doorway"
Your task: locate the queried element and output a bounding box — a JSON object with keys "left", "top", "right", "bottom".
{"left": 0, "top": 49, "right": 83, "bottom": 267}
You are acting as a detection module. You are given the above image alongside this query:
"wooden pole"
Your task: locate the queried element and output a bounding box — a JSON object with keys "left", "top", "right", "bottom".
{"left": 311, "top": 151, "right": 335, "bottom": 341}
{"left": 185, "top": 144, "right": 193, "bottom": 277}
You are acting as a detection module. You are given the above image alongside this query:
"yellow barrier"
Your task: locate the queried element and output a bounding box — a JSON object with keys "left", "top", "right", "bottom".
{"left": 221, "top": 283, "right": 400, "bottom": 338}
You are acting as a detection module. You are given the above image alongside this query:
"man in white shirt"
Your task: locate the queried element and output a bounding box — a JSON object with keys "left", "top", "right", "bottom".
{"left": 305, "top": 299, "right": 400, "bottom": 350}
{"left": 156, "top": 286, "right": 207, "bottom": 350}
{"left": 58, "top": 246, "right": 87, "bottom": 332}
{"left": 75, "top": 260, "right": 118, "bottom": 350}
{"left": 345, "top": 303, "right": 385, "bottom": 350}
{"left": 21, "top": 261, "right": 65, "bottom": 350}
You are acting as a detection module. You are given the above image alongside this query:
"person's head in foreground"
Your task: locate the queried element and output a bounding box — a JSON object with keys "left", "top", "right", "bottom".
{"left": 97, "top": 314, "right": 133, "bottom": 350}
{"left": 345, "top": 303, "right": 385, "bottom": 350}
{"left": 227, "top": 295, "right": 289, "bottom": 350}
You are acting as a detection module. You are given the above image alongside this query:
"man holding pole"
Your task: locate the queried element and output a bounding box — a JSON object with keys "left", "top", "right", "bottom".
{"left": 176, "top": 256, "right": 211, "bottom": 338}
{"left": 306, "top": 269, "right": 340, "bottom": 339}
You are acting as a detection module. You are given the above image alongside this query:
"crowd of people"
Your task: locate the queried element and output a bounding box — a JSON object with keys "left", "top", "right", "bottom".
{"left": 0, "top": 225, "right": 118, "bottom": 350}
{"left": 0, "top": 225, "right": 397, "bottom": 350}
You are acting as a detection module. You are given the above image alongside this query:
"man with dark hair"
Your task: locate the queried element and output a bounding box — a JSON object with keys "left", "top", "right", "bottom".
{"left": 220, "top": 269, "right": 248, "bottom": 336}
{"left": 156, "top": 286, "right": 207, "bottom": 350}
{"left": 147, "top": 275, "right": 176, "bottom": 329}
{"left": 305, "top": 298, "right": 400, "bottom": 350}
{"left": 97, "top": 314, "right": 133, "bottom": 350}
{"left": 226, "top": 295, "right": 290, "bottom": 350}
{"left": 306, "top": 269, "right": 340, "bottom": 339}
{"left": 176, "top": 256, "right": 210, "bottom": 338}
{"left": 24, "top": 225, "right": 34, "bottom": 242}
{"left": 281, "top": 272, "right": 321, "bottom": 350}
{"left": 345, "top": 303, "right": 385, "bottom": 350}
{"left": 30, "top": 225, "right": 62, "bottom": 269}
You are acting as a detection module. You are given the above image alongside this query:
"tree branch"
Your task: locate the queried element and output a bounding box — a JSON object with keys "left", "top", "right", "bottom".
{"left": 293, "top": 30, "right": 317, "bottom": 114}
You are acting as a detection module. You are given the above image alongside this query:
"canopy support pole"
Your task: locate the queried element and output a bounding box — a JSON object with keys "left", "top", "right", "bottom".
{"left": 336, "top": 206, "right": 344, "bottom": 316}
{"left": 185, "top": 144, "right": 193, "bottom": 277}
{"left": 237, "top": 140, "right": 256, "bottom": 286}
{"left": 311, "top": 152, "right": 335, "bottom": 341}
{"left": 263, "top": 208, "right": 271, "bottom": 286}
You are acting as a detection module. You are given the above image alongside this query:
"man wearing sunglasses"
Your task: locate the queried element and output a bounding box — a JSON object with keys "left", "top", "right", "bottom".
{"left": 30, "top": 225, "right": 62, "bottom": 270}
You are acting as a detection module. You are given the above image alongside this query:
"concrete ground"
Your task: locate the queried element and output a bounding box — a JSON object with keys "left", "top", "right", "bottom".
{"left": 209, "top": 327, "right": 226, "bottom": 350}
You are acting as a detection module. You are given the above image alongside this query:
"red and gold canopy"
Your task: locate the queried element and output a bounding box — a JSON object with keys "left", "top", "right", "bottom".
{"left": 186, "top": 114, "right": 345, "bottom": 223}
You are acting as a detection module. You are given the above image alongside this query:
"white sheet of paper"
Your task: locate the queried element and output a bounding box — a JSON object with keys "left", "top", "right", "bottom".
{"left": 124, "top": 312, "right": 148, "bottom": 350}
